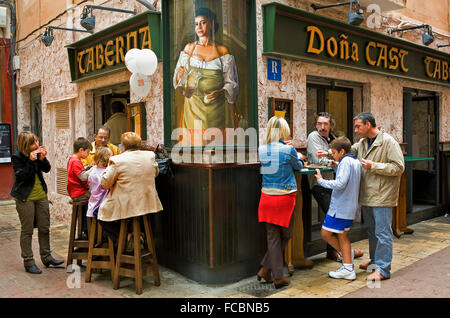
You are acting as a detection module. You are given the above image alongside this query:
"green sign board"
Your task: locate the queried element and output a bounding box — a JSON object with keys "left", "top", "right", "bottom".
{"left": 263, "top": 2, "right": 450, "bottom": 87}
{"left": 66, "top": 11, "right": 161, "bottom": 83}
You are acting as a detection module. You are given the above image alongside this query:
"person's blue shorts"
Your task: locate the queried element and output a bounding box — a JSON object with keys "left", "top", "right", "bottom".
{"left": 322, "top": 213, "right": 352, "bottom": 234}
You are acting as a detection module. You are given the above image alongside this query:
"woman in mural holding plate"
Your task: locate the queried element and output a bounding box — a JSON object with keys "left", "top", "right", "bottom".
{"left": 173, "top": 7, "right": 239, "bottom": 134}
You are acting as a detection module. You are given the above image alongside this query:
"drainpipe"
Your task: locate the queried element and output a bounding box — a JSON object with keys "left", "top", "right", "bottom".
{"left": 0, "top": 1, "right": 17, "bottom": 152}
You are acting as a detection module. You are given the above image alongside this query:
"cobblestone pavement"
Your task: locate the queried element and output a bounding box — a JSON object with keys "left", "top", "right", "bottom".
{"left": 0, "top": 200, "right": 449, "bottom": 298}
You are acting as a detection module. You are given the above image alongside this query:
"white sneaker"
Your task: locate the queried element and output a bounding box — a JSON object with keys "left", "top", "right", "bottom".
{"left": 328, "top": 266, "right": 356, "bottom": 280}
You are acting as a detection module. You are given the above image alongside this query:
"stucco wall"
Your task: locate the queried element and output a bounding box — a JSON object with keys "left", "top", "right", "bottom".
{"left": 256, "top": 0, "right": 450, "bottom": 147}
{"left": 15, "top": 0, "right": 163, "bottom": 225}
{"left": 393, "top": 0, "right": 450, "bottom": 35}
{"left": 13, "top": 0, "right": 450, "bottom": 225}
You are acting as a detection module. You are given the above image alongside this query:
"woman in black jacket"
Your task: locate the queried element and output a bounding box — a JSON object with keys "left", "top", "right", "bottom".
{"left": 10, "top": 131, "right": 63, "bottom": 274}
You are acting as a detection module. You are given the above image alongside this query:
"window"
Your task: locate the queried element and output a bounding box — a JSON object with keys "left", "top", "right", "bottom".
{"left": 269, "top": 98, "right": 293, "bottom": 134}
{"left": 30, "top": 87, "right": 42, "bottom": 141}
{"left": 306, "top": 79, "right": 358, "bottom": 227}
{"left": 127, "top": 102, "right": 147, "bottom": 141}
{"left": 92, "top": 83, "right": 130, "bottom": 143}
{"left": 306, "top": 84, "right": 353, "bottom": 142}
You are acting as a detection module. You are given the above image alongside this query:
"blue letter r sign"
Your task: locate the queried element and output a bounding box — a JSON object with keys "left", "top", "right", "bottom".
{"left": 267, "top": 58, "right": 281, "bottom": 81}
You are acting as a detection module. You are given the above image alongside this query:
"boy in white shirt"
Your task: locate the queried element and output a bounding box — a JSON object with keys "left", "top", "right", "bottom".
{"left": 315, "top": 137, "right": 362, "bottom": 280}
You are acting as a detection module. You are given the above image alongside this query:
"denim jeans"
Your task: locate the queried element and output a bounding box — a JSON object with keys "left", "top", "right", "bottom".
{"left": 361, "top": 206, "right": 393, "bottom": 277}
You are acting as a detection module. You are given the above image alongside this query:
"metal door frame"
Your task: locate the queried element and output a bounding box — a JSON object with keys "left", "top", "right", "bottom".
{"left": 403, "top": 89, "right": 440, "bottom": 209}
{"left": 30, "top": 86, "right": 42, "bottom": 141}
{"left": 306, "top": 83, "right": 354, "bottom": 143}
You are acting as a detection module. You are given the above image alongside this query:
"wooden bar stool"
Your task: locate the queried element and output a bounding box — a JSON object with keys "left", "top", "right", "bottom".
{"left": 66, "top": 200, "right": 90, "bottom": 272}
{"left": 85, "top": 217, "right": 115, "bottom": 283}
{"left": 113, "top": 214, "right": 160, "bottom": 295}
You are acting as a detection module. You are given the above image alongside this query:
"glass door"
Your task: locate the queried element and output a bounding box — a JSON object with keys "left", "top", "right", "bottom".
{"left": 92, "top": 83, "right": 130, "bottom": 135}
{"left": 403, "top": 90, "right": 440, "bottom": 212}
{"left": 307, "top": 84, "right": 353, "bottom": 141}
{"left": 306, "top": 83, "right": 353, "bottom": 230}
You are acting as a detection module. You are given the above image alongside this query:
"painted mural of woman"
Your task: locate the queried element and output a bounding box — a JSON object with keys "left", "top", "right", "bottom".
{"left": 173, "top": 7, "right": 239, "bottom": 133}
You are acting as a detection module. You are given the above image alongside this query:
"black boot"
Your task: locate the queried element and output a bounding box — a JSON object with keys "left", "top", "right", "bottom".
{"left": 43, "top": 257, "right": 65, "bottom": 268}
{"left": 25, "top": 264, "right": 42, "bottom": 274}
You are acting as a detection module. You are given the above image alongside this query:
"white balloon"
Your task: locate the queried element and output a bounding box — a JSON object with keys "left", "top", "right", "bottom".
{"left": 136, "top": 49, "right": 158, "bottom": 76}
{"left": 130, "top": 73, "right": 151, "bottom": 97}
{"left": 125, "top": 48, "right": 141, "bottom": 74}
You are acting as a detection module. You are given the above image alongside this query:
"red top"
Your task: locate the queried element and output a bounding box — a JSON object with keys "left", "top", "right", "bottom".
{"left": 67, "top": 156, "right": 88, "bottom": 198}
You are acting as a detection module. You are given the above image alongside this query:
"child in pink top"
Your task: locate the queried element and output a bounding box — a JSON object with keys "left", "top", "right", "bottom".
{"left": 87, "top": 147, "right": 113, "bottom": 218}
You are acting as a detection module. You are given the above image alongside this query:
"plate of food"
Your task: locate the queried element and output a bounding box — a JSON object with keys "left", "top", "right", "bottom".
{"left": 305, "top": 164, "right": 330, "bottom": 169}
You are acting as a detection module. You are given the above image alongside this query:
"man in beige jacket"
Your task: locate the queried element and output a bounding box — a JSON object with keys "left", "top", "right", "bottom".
{"left": 352, "top": 112, "right": 404, "bottom": 282}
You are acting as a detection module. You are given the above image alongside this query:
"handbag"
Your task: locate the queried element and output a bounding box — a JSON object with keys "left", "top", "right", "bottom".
{"left": 155, "top": 143, "right": 173, "bottom": 177}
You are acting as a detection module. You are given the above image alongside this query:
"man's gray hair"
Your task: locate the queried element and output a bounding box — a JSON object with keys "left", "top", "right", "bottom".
{"left": 97, "top": 125, "right": 111, "bottom": 135}
{"left": 353, "top": 112, "right": 376, "bottom": 128}
{"left": 316, "top": 112, "right": 335, "bottom": 128}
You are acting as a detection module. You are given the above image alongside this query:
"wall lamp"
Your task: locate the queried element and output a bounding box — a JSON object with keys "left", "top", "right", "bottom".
{"left": 311, "top": 0, "right": 365, "bottom": 26}
{"left": 437, "top": 43, "right": 450, "bottom": 48}
{"left": 40, "top": 26, "right": 93, "bottom": 47}
{"left": 136, "top": 0, "right": 156, "bottom": 11}
{"left": 80, "top": 5, "right": 137, "bottom": 31}
{"left": 388, "top": 24, "right": 434, "bottom": 46}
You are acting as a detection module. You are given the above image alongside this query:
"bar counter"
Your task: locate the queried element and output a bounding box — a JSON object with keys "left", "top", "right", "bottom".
{"left": 151, "top": 162, "right": 266, "bottom": 284}
{"left": 150, "top": 155, "right": 432, "bottom": 283}
{"left": 393, "top": 156, "right": 435, "bottom": 238}
{"left": 285, "top": 166, "right": 333, "bottom": 274}
{"left": 150, "top": 157, "right": 336, "bottom": 284}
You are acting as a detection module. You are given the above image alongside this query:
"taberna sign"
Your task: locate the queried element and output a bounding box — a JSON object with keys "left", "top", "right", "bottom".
{"left": 262, "top": 3, "right": 450, "bottom": 86}
{"left": 66, "top": 11, "right": 161, "bottom": 83}
{"left": 77, "top": 26, "right": 151, "bottom": 74}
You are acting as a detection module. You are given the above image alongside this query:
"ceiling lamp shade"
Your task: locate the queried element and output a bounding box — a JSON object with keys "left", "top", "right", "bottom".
{"left": 348, "top": 9, "right": 364, "bottom": 26}
{"left": 80, "top": 5, "right": 136, "bottom": 31}
{"left": 40, "top": 27, "right": 54, "bottom": 47}
{"left": 40, "top": 26, "right": 93, "bottom": 47}
{"left": 389, "top": 24, "right": 435, "bottom": 46}
{"left": 80, "top": 15, "right": 95, "bottom": 31}
{"left": 422, "top": 27, "right": 434, "bottom": 46}
{"left": 311, "top": 0, "right": 365, "bottom": 26}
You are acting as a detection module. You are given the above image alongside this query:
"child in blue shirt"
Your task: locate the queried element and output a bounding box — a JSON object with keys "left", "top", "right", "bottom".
{"left": 315, "top": 136, "right": 361, "bottom": 280}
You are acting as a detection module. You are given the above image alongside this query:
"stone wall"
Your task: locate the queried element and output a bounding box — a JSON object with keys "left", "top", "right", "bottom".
{"left": 256, "top": 0, "right": 450, "bottom": 146}
{"left": 15, "top": 0, "right": 163, "bottom": 225}
{"left": 14, "top": 0, "right": 450, "bottom": 225}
